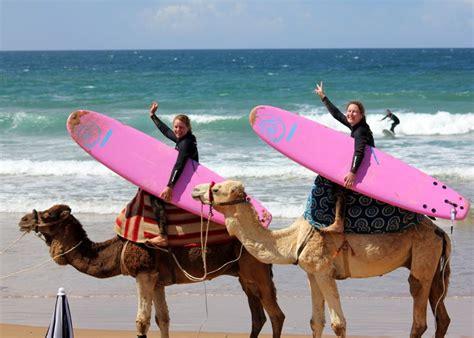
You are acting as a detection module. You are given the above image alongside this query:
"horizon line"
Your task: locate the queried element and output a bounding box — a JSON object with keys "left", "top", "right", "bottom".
{"left": 1, "top": 47, "right": 473, "bottom": 52}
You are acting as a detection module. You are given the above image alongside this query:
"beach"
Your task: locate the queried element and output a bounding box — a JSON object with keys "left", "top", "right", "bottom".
{"left": 1, "top": 212, "right": 473, "bottom": 336}
{"left": 0, "top": 49, "right": 473, "bottom": 336}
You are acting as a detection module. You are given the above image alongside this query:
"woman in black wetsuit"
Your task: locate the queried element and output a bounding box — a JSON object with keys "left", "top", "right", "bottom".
{"left": 314, "top": 82, "right": 374, "bottom": 233}
{"left": 147, "top": 101, "right": 199, "bottom": 246}
{"left": 381, "top": 109, "right": 400, "bottom": 133}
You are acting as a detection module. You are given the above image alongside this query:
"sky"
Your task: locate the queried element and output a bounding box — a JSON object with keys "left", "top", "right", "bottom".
{"left": 1, "top": 0, "right": 473, "bottom": 50}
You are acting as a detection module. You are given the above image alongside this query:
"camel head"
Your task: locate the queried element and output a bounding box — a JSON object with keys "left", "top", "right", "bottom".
{"left": 192, "top": 180, "right": 248, "bottom": 213}
{"left": 18, "top": 205, "right": 72, "bottom": 242}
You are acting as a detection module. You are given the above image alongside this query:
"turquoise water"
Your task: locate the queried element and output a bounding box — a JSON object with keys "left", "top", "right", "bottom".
{"left": 1, "top": 49, "right": 472, "bottom": 215}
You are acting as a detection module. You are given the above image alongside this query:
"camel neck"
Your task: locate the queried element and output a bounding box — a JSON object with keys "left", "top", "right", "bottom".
{"left": 224, "top": 204, "right": 303, "bottom": 265}
{"left": 52, "top": 227, "right": 123, "bottom": 278}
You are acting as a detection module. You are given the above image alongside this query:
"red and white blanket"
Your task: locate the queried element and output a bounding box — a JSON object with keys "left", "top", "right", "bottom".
{"left": 115, "top": 190, "right": 232, "bottom": 247}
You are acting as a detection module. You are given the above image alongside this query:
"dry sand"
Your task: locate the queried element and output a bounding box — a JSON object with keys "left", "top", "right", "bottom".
{"left": 0, "top": 323, "right": 369, "bottom": 337}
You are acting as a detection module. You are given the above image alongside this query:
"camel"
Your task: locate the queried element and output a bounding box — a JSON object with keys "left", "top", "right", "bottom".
{"left": 18, "top": 205, "right": 285, "bottom": 338}
{"left": 192, "top": 180, "right": 452, "bottom": 338}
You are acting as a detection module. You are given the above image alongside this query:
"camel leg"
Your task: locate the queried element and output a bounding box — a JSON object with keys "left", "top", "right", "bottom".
{"left": 429, "top": 234, "right": 451, "bottom": 338}
{"left": 314, "top": 274, "right": 346, "bottom": 337}
{"left": 238, "top": 251, "right": 285, "bottom": 338}
{"left": 254, "top": 269, "right": 285, "bottom": 338}
{"left": 409, "top": 240, "right": 442, "bottom": 338}
{"left": 239, "top": 277, "right": 268, "bottom": 338}
{"left": 307, "top": 273, "right": 325, "bottom": 338}
{"left": 429, "top": 260, "right": 450, "bottom": 338}
{"left": 136, "top": 273, "right": 158, "bottom": 338}
{"left": 153, "top": 285, "right": 170, "bottom": 338}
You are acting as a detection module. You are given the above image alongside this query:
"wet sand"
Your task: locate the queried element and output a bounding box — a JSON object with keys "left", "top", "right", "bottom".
{"left": 1, "top": 292, "right": 473, "bottom": 336}
{"left": 1, "top": 212, "right": 473, "bottom": 336}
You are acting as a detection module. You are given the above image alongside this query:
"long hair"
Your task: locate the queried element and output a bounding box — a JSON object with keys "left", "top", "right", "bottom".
{"left": 346, "top": 101, "right": 366, "bottom": 121}
{"left": 173, "top": 114, "right": 192, "bottom": 132}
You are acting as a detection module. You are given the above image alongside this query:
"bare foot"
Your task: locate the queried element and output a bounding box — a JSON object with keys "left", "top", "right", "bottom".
{"left": 146, "top": 234, "right": 168, "bottom": 247}
{"left": 321, "top": 222, "right": 344, "bottom": 233}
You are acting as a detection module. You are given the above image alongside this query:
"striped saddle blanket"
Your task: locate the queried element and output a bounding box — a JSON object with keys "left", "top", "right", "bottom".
{"left": 115, "top": 189, "right": 232, "bottom": 247}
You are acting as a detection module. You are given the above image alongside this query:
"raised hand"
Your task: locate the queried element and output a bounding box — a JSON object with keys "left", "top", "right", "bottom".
{"left": 314, "top": 81, "right": 325, "bottom": 99}
{"left": 149, "top": 101, "right": 159, "bottom": 116}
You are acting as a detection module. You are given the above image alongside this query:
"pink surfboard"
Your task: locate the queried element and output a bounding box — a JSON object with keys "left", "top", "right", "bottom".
{"left": 67, "top": 110, "right": 272, "bottom": 227}
{"left": 250, "top": 105, "right": 470, "bottom": 221}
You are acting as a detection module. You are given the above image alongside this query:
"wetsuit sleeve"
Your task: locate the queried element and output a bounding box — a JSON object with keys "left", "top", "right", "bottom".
{"left": 321, "top": 96, "right": 351, "bottom": 129}
{"left": 167, "top": 137, "right": 196, "bottom": 188}
{"left": 351, "top": 127, "right": 371, "bottom": 174}
{"left": 381, "top": 115, "right": 388, "bottom": 121}
{"left": 150, "top": 115, "right": 178, "bottom": 142}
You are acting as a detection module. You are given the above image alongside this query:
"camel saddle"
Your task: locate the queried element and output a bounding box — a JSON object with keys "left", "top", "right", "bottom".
{"left": 304, "top": 176, "right": 425, "bottom": 233}
{"left": 115, "top": 189, "right": 232, "bottom": 247}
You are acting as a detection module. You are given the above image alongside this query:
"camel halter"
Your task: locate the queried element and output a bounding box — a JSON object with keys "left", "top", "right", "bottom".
{"left": 1, "top": 209, "right": 83, "bottom": 280}
{"left": 196, "top": 182, "right": 250, "bottom": 210}
{"left": 31, "top": 208, "right": 73, "bottom": 234}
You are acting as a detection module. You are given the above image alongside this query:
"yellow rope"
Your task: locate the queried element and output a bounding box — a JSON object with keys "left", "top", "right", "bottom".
{"left": 0, "top": 232, "right": 28, "bottom": 255}
{"left": 0, "top": 240, "right": 83, "bottom": 280}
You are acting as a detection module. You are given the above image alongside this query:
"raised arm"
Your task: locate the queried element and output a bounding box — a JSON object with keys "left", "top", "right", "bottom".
{"left": 149, "top": 102, "right": 178, "bottom": 142}
{"left": 314, "top": 82, "right": 351, "bottom": 129}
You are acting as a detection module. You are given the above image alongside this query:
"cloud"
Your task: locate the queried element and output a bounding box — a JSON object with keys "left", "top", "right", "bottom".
{"left": 150, "top": 4, "right": 199, "bottom": 32}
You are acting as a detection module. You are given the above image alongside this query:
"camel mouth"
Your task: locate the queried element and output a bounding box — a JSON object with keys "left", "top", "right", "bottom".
{"left": 191, "top": 188, "right": 206, "bottom": 200}
{"left": 18, "top": 217, "right": 35, "bottom": 233}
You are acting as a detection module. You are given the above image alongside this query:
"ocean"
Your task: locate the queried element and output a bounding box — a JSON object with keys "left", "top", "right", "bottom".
{"left": 0, "top": 49, "right": 473, "bottom": 335}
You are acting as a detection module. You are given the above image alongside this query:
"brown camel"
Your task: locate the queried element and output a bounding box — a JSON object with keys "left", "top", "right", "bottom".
{"left": 192, "top": 180, "right": 452, "bottom": 338}
{"left": 18, "top": 205, "right": 285, "bottom": 338}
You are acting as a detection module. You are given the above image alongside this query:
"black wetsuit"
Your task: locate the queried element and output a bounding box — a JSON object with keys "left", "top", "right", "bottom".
{"left": 149, "top": 115, "right": 198, "bottom": 240}
{"left": 322, "top": 96, "right": 375, "bottom": 174}
{"left": 151, "top": 115, "right": 199, "bottom": 187}
{"left": 382, "top": 113, "right": 400, "bottom": 133}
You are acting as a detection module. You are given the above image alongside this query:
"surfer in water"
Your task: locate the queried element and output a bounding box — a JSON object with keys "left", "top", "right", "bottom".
{"left": 381, "top": 109, "right": 400, "bottom": 134}
{"left": 147, "top": 101, "right": 199, "bottom": 246}
{"left": 313, "top": 81, "right": 375, "bottom": 233}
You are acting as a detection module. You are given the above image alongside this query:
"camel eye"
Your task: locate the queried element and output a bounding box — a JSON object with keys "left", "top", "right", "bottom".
{"left": 212, "top": 188, "right": 219, "bottom": 193}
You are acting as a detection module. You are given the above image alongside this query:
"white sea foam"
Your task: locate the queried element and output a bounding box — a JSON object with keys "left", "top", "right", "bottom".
{"left": 298, "top": 110, "right": 474, "bottom": 136}
{"left": 0, "top": 197, "right": 125, "bottom": 214}
{"left": 2, "top": 109, "right": 473, "bottom": 136}
{"left": 0, "top": 159, "right": 114, "bottom": 177}
{"left": 209, "top": 163, "right": 314, "bottom": 179}
{"left": 186, "top": 114, "right": 242, "bottom": 124}
{"left": 265, "top": 203, "right": 306, "bottom": 219}
{"left": 426, "top": 166, "right": 474, "bottom": 181}
{"left": 2, "top": 158, "right": 472, "bottom": 181}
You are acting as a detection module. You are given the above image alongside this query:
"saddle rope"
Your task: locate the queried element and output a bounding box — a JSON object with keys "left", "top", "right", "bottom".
{"left": 147, "top": 183, "right": 244, "bottom": 282}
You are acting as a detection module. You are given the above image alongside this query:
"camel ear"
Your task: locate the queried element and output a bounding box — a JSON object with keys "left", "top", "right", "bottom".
{"left": 230, "top": 183, "right": 245, "bottom": 198}
{"left": 60, "top": 209, "right": 70, "bottom": 219}
{"left": 59, "top": 206, "right": 71, "bottom": 219}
